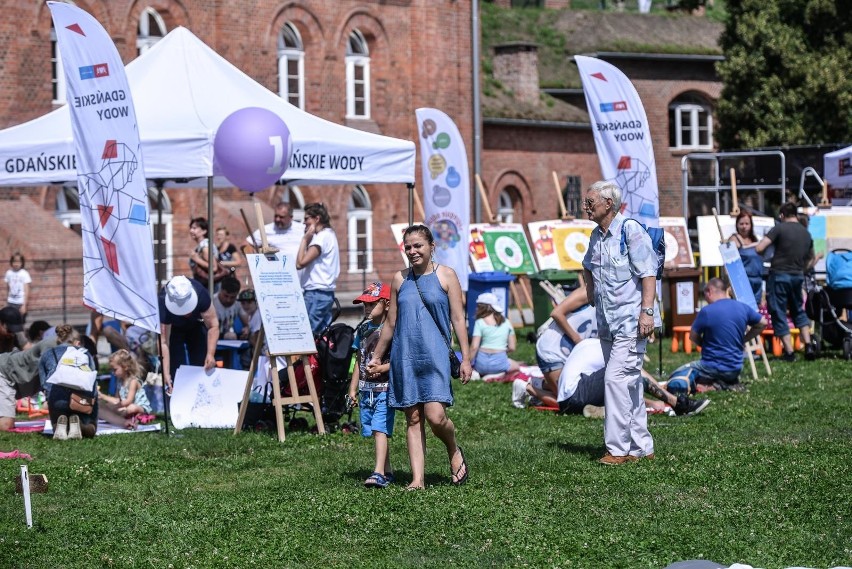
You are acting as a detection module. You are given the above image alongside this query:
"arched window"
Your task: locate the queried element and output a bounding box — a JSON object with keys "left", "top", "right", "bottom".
{"left": 497, "top": 188, "right": 516, "bottom": 224}
{"left": 278, "top": 22, "right": 304, "bottom": 109}
{"left": 50, "top": 23, "right": 66, "bottom": 103}
{"left": 56, "top": 185, "right": 174, "bottom": 277}
{"left": 669, "top": 93, "right": 713, "bottom": 150}
{"left": 137, "top": 7, "right": 167, "bottom": 56}
{"left": 348, "top": 185, "right": 373, "bottom": 272}
{"left": 345, "top": 29, "right": 370, "bottom": 119}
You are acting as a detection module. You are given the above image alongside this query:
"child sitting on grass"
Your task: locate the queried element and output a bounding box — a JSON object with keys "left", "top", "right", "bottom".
{"left": 347, "top": 282, "right": 395, "bottom": 488}
{"left": 470, "top": 292, "right": 520, "bottom": 378}
{"left": 98, "top": 349, "right": 152, "bottom": 428}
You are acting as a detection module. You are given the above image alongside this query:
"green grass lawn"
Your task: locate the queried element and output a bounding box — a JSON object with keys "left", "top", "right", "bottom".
{"left": 1, "top": 334, "right": 850, "bottom": 568}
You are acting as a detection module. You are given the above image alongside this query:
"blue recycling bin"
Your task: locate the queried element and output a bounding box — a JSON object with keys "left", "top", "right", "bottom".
{"left": 466, "top": 271, "right": 517, "bottom": 333}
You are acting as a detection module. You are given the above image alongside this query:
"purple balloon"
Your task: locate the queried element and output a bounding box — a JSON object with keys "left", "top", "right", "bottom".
{"left": 214, "top": 107, "right": 292, "bottom": 192}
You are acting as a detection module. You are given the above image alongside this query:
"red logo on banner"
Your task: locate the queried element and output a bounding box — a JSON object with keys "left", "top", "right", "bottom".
{"left": 591, "top": 72, "right": 607, "bottom": 81}
{"left": 97, "top": 205, "right": 113, "bottom": 228}
{"left": 66, "top": 23, "right": 85, "bottom": 36}
{"left": 617, "top": 156, "right": 632, "bottom": 170}
{"left": 102, "top": 140, "right": 117, "bottom": 159}
{"left": 100, "top": 237, "right": 120, "bottom": 274}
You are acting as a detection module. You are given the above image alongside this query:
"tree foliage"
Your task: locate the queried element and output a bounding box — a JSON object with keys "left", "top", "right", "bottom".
{"left": 716, "top": 0, "right": 852, "bottom": 148}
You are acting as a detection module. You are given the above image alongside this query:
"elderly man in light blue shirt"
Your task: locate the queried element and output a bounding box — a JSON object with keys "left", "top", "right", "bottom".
{"left": 582, "top": 180, "right": 657, "bottom": 465}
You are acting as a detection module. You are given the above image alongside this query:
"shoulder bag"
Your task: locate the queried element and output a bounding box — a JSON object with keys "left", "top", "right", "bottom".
{"left": 412, "top": 271, "right": 461, "bottom": 379}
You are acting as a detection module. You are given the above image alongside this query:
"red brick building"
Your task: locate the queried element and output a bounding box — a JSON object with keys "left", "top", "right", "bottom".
{"left": 0, "top": 1, "right": 722, "bottom": 318}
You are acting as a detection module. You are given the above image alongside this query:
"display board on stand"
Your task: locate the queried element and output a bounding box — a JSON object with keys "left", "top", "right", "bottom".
{"left": 527, "top": 219, "right": 595, "bottom": 270}
{"left": 234, "top": 245, "right": 324, "bottom": 442}
{"left": 801, "top": 207, "right": 852, "bottom": 273}
{"left": 697, "top": 215, "right": 775, "bottom": 266}
{"left": 468, "top": 223, "right": 537, "bottom": 275}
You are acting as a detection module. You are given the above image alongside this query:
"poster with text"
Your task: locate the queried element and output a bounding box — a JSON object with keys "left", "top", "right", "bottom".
{"left": 659, "top": 217, "right": 695, "bottom": 268}
{"left": 527, "top": 219, "right": 596, "bottom": 270}
{"left": 469, "top": 223, "right": 537, "bottom": 275}
{"left": 247, "top": 253, "right": 315, "bottom": 355}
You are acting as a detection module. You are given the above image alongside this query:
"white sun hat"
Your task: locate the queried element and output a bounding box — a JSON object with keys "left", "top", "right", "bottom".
{"left": 165, "top": 275, "right": 198, "bottom": 316}
{"left": 475, "top": 292, "right": 503, "bottom": 314}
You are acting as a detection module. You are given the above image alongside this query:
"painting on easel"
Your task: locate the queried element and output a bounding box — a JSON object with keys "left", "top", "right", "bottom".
{"left": 468, "top": 223, "right": 537, "bottom": 275}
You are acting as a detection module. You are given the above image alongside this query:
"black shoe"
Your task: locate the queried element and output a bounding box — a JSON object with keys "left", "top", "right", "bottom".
{"left": 781, "top": 351, "right": 796, "bottom": 362}
{"left": 804, "top": 341, "right": 817, "bottom": 361}
{"left": 674, "top": 394, "right": 710, "bottom": 416}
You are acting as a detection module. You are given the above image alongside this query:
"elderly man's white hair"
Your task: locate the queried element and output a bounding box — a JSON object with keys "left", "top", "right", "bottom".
{"left": 588, "top": 180, "right": 623, "bottom": 210}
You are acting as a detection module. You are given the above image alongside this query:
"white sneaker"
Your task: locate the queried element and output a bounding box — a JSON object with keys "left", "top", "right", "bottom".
{"left": 53, "top": 415, "right": 69, "bottom": 440}
{"left": 511, "top": 379, "right": 530, "bottom": 409}
{"left": 583, "top": 405, "right": 606, "bottom": 419}
{"left": 67, "top": 415, "right": 82, "bottom": 440}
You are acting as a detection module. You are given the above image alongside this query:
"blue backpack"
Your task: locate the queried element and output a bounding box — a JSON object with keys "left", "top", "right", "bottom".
{"left": 620, "top": 218, "right": 666, "bottom": 279}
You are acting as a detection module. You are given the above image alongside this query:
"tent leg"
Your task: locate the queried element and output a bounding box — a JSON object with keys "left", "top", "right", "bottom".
{"left": 207, "top": 176, "right": 215, "bottom": 296}
{"left": 407, "top": 183, "right": 414, "bottom": 227}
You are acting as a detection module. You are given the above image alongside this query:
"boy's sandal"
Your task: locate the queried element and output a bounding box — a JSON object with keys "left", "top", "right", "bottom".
{"left": 451, "top": 446, "right": 469, "bottom": 486}
{"left": 364, "top": 472, "right": 390, "bottom": 488}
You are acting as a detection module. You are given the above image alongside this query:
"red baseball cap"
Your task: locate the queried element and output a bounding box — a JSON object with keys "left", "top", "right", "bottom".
{"left": 353, "top": 282, "right": 390, "bottom": 304}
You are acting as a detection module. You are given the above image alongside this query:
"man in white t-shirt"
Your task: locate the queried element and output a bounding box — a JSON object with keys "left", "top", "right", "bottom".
{"left": 296, "top": 203, "right": 340, "bottom": 335}
{"left": 247, "top": 202, "right": 305, "bottom": 261}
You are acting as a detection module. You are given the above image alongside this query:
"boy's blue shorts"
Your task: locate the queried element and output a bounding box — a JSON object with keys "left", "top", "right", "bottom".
{"left": 359, "top": 390, "right": 394, "bottom": 437}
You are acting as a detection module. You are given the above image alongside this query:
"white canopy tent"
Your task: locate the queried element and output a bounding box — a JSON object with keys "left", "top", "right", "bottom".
{"left": 824, "top": 145, "right": 852, "bottom": 190}
{"left": 0, "top": 26, "right": 415, "bottom": 187}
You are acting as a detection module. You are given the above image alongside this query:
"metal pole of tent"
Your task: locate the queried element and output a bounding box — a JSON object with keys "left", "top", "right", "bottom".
{"left": 154, "top": 180, "right": 169, "bottom": 436}
{"left": 408, "top": 182, "right": 414, "bottom": 226}
{"left": 207, "top": 176, "right": 215, "bottom": 296}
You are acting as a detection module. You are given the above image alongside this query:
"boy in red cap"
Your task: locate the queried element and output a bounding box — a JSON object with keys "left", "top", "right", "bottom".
{"left": 347, "top": 282, "right": 395, "bottom": 488}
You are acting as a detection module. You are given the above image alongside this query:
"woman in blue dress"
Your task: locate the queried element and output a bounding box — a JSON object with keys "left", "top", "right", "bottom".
{"left": 368, "top": 225, "right": 472, "bottom": 489}
{"left": 728, "top": 211, "right": 764, "bottom": 307}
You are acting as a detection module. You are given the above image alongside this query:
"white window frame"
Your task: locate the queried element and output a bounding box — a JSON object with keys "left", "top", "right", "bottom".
{"left": 345, "top": 30, "right": 370, "bottom": 119}
{"left": 51, "top": 25, "right": 66, "bottom": 104}
{"left": 497, "top": 189, "right": 515, "bottom": 224}
{"left": 137, "top": 7, "right": 167, "bottom": 56}
{"left": 347, "top": 185, "right": 373, "bottom": 272}
{"left": 278, "top": 23, "right": 305, "bottom": 109}
{"left": 671, "top": 101, "right": 713, "bottom": 150}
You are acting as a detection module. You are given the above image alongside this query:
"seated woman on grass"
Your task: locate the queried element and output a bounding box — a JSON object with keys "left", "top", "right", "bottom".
{"left": 470, "top": 292, "right": 520, "bottom": 379}
{"left": 98, "top": 349, "right": 152, "bottom": 428}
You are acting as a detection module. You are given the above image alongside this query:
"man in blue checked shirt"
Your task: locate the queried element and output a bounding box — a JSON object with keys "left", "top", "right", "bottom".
{"left": 582, "top": 181, "right": 657, "bottom": 466}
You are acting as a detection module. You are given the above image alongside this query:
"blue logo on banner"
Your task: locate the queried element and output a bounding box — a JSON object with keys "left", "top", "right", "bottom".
{"left": 599, "top": 101, "right": 628, "bottom": 112}
{"left": 78, "top": 63, "right": 110, "bottom": 80}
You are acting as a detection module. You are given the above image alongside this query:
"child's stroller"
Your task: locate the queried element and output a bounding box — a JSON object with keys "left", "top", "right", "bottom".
{"left": 805, "top": 249, "right": 852, "bottom": 360}
{"left": 315, "top": 300, "right": 358, "bottom": 431}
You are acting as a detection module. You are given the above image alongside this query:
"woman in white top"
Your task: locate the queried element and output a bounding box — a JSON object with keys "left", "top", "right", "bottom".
{"left": 296, "top": 203, "right": 340, "bottom": 336}
{"left": 470, "top": 292, "right": 519, "bottom": 376}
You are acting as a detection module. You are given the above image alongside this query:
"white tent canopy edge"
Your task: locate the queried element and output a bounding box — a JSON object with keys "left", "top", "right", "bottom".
{"left": 0, "top": 26, "right": 415, "bottom": 188}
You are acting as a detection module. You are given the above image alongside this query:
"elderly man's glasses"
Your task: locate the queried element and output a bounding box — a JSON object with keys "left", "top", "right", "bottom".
{"left": 584, "top": 197, "right": 608, "bottom": 210}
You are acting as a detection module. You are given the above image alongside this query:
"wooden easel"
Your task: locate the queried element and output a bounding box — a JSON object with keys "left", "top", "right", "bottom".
{"left": 712, "top": 208, "right": 772, "bottom": 379}
{"left": 729, "top": 168, "right": 741, "bottom": 216}
{"left": 474, "top": 174, "right": 534, "bottom": 326}
{"left": 552, "top": 171, "right": 575, "bottom": 221}
{"left": 234, "top": 331, "right": 325, "bottom": 442}
{"left": 233, "top": 204, "right": 325, "bottom": 442}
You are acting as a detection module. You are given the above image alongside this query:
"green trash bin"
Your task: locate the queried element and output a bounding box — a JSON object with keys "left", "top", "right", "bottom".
{"left": 529, "top": 270, "right": 580, "bottom": 329}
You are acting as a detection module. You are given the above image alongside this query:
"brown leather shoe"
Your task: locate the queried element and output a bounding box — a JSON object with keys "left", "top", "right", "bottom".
{"left": 599, "top": 453, "right": 637, "bottom": 465}
{"left": 642, "top": 453, "right": 655, "bottom": 460}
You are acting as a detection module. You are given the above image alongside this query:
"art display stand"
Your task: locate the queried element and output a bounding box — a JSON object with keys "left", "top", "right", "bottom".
{"left": 233, "top": 204, "right": 325, "bottom": 442}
